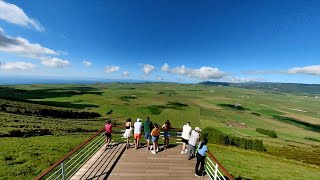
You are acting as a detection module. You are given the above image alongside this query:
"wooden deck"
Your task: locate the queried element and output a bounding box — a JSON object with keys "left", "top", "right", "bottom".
{"left": 72, "top": 143, "right": 209, "bottom": 180}
{"left": 71, "top": 143, "right": 126, "bottom": 180}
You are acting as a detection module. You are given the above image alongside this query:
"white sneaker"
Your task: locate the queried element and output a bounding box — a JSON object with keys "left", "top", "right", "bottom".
{"left": 185, "top": 149, "right": 188, "bottom": 154}
{"left": 151, "top": 150, "right": 156, "bottom": 154}
{"left": 181, "top": 150, "right": 184, "bottom": 154}
{"left": 149, "top": 146, "right": 153, "bottom": 150}
{"left": 156, "top": 148, "right": 159, "bottom": 152}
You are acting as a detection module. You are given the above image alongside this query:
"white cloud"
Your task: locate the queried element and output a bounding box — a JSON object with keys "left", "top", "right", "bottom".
{"left": 0, "top": 1, "right": 44, "bottom": 31}
{"left": 0, "top": 61, "right": 36, "bottom": 70}
{"left": 287, "top": 65, "right": 320, "bottom": 76}
{"left": 142, "top": 64, "right": 155, "bottom": 74}
{"left": 122, "top": 71, "right": 130, "bottom": 76}
{"left": 82, "top": 60, "right": 92, "bottom": 67}
{"left": 40, "top": 57, "right": 70, "bottom": 68}
{"left": 0, "top": 29, "right": 70, "bottom": 68}
{"left": 161, "top": 63, "right": 226, "bottom": 80}
{"left": 161, "top": 63, "right": 169, "bottom": 72}
{"left": 157, "top": 76, "right": 163, "bottom": 80}
{"left": 105, "top": 66, "right": 120, "bottom": 73}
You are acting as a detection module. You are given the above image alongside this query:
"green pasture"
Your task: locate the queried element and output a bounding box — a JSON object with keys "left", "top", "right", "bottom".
{"left": 0, "top": 83, "right": 319, "bottom": 179}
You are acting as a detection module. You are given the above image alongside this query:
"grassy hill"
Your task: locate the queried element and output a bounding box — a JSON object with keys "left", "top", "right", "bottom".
{"left": 0, "top": 83, "right": 319, "bottom": 179}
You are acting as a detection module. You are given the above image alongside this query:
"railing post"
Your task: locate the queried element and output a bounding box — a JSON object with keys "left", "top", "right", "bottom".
{"left": 61, "top": 161, "right": 66, "bottom": 180}
{"left": 214, "top": 163, "right": 218, "bottom": 180}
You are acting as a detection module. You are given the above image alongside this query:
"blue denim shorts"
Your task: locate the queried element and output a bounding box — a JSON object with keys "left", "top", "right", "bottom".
{"left": 145, "top": 133, "right": 151, "bottom": 140}
{"left": 163, "top": 131, "right": 170, "bottom": 138}
{"left": 152, "top": 136, "right": 159, "bottom": 142}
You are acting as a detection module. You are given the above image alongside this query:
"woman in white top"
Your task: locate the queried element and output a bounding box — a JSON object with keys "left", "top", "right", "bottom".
{"left": 123, "top": 118, "right": 132, "bottom": 149}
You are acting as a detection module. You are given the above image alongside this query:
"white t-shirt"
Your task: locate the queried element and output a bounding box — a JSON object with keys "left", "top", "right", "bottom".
{"left": 134, "top": 121, "right": 143, "bottom": 134}
{"left": 188, "top": 130, "right": 200, "bottom": 146}
{"left": 181, "top": 124, "right": 192, "bottom": 140}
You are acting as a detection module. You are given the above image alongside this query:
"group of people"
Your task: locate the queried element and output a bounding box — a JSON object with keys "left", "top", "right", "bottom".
{"left": 180, "top": 122, "right": 208, "bottom": 177}
{"left": 104, "top": 119, "right": 208, "bottom": 177}
{"left": 106, "top": 117, "right": 171, "bottom": 155}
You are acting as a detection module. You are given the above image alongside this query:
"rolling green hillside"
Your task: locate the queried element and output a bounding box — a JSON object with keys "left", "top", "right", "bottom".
{"left": 0, "top": 83, "right": 319, "bottom": 179}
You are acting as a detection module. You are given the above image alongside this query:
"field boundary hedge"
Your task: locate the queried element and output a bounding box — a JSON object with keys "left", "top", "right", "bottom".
{"left": 202, "top": 127, "right": 266, "bottom": 152}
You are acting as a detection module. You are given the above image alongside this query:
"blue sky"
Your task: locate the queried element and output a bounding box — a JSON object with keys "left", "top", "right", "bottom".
{"left": 0, "top": 0, "right": 320, "bottom": 83}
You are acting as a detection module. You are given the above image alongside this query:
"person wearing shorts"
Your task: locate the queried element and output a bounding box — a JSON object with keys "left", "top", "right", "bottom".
{"left": 134, "top": 118, "right": 143, "bottom": 149}
{"left": 151, "top": 123, "right": 160, "bottom": 154}
{"left": 143, "top": 117, "right": 152, "bottom": 151}
{"left": 162, "top": 120, "right": 171, "bottom": 149}
{"left": 181, "top": 122, "right": 192, "bottom": 154}
{"left": 104, "top": 120, "right": 112, "bottom": 149}
{"left": 123, "top": 118, "right": 132, "bottom": 149}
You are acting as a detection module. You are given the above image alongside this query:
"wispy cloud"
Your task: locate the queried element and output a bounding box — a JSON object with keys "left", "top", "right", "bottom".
{"left": 287, "top": 65, "right": 320, "bottom": 75}
{"left": 0, "top": 1, "right": 44, "bottom": 31}
{"left": 105, "top": 66, "right": 120, "bottom": 73}
{"left": 161, "top": 63, "right": 226, "bottom": 80}
{"left": 82, "top": 60, "right": 92, "bottom": 67}
{"left": 244, "top": 65, "right": 320, "bottom": 76}
{"left": 122, "top": 71, "right": 130, "bottom": 76}
{"left": 141, "top": 64, "right": 155, "bottom": 75}
{"left": 222, "top": 77, "right": 264, "bottom": 83}
{"left": 0, "top": 61, "right": 36, "bottom": 70}
{"left": 0, "top": 29, "right": 70, "bottom": 68}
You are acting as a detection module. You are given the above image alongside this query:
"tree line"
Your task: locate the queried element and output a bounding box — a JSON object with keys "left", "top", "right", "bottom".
{"left": 202, "top": 127, "right": 266, "bottom": 152}
{"left": 0, "top": 104, "right": 101, "bottom": 119}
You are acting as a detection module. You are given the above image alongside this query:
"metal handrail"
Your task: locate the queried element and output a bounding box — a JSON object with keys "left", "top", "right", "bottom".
{"left": 205, "top": 150, "right": 234, "bottom": 180}
{"left": 34, "top": 127, "right": 108, "bottom": 180}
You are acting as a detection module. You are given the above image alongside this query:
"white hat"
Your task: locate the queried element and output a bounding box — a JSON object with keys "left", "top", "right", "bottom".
{"left": 195, "top": 127, "right": 202, "bottom": 132}
{"left": 136, "top": 118, "right": 142, "bottom": 122}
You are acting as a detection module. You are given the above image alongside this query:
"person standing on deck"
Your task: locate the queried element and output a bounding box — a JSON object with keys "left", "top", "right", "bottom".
{"left": 162, "top": 120, "right": 171, "bottom": 149}
{"left": 123, "top": 118, "right": 132, "bottom": 149}
{"left": 134, "top": 118, "right": 143, "bottom": 149}
{"left": 195, "top": 138, "right": 208, "bottom": 177}
{"left": 187, "top": 127, "right": 201, "bottom": 160}
{"left": 151, "top": 123, "right": 160, "bottom": 154}
{"left": 143, "top": 117, "right": 153, "bottom": 151}
{"left": 181, "top": 122, "right": 192, "bottom": 154}
{"left": 104, "top": 120, "right": 112, "bottom": 149}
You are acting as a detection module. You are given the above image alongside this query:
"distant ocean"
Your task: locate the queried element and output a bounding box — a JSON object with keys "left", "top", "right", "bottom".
{"left": 0, "top": 76, "right": 146, "bottom": 85}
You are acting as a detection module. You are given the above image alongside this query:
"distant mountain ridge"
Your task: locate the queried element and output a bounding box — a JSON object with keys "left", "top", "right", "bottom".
{"left": 199, "top": 81, "right": 320, "bottom": 95}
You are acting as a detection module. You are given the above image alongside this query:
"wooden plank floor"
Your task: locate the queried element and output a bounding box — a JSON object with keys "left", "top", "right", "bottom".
{"left": 71, "top": 143, "right": 126, "bottom": 180}
{"left": 108, "top": 144, "right": 210, "bottom": 180}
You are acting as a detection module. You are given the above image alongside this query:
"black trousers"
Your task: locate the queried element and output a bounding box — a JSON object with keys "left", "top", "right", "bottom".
{"left": 195, "top": 153, "right": 205, "bottom": 176}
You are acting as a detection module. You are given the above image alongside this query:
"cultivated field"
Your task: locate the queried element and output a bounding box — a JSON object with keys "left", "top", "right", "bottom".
{"left": 0, "top": 83, "right": 319, "bottom": 179}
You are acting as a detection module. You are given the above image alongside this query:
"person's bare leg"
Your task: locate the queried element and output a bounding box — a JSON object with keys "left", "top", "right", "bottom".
{"left": 127, "top": 137, "right": 129, "bottom": 149}
{"left": 182, "top": 142, "right": 186, "bottom": 153}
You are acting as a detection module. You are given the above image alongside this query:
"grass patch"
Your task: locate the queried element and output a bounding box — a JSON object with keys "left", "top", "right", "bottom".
{"left": 218, "top": 104, "right": 249, "bottom": 111}
{"left": 119, "top": 95, "right": 137, "bottom": 101}
{"left": 305, "top": 137, "right": 320, "bottom": 143}
{"left": 145, "top": 105, "right": 166, "bottom": 115}
{"left": 256, "top": 128, "right": 278, "bottom": 138}
{"left": 273, "top": 115, "right": 320, "bottom": 132}
{"left": 166, "top": 102, "right": 188, "bottom": 109}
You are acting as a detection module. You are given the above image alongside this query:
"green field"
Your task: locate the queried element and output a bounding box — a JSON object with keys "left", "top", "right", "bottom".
{"left": 0, "top": 83, "right": 319, "bottom": 179}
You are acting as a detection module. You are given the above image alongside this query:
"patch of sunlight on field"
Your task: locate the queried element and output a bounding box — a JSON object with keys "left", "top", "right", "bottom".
{"left": 209, "top": 144, "right": 320, "bottom": 180}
